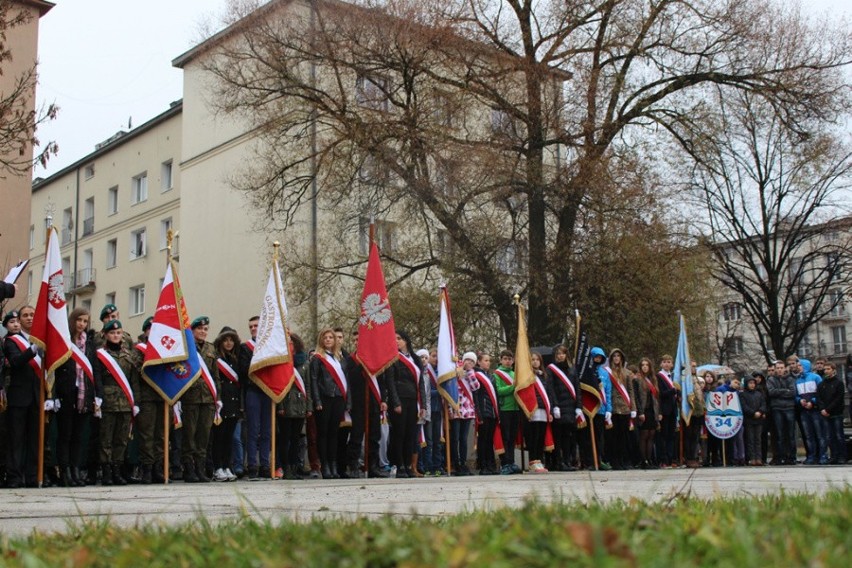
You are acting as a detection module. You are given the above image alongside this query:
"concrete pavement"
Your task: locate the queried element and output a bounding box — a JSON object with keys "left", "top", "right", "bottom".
{"left": 0, "top": 466, "right": 849, "bottom": 537}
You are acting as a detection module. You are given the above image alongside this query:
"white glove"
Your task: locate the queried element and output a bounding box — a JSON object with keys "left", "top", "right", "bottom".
{"left": 605, "top": 411, "right": 612, "bottom": 422}
{"left": 30, "top": 344, "right": 39, "bottom": 355}
{"left": 552, "top": 407, "right": 561, "bottom": 419}
{"left": 44, "top": 399, "right": 54, "bottom": 412}
{"left": 575, "top": 408, "right": 583, "bottom": 418}
{"left": 216, "top": 400, "right": 224, "bottom": 413}
{"left": 630, "top": 411, "right": 637, "bottom": 419}
{"left": 94, "top": 396, "right": 103, "bottom": 408}
{"left": 94, "top": 409, "right": 102, "bottom": 418}
{"left": 53, "top": 398, "right": 62, "bottom": 411}
{"left": 132, "top": 405, "right": 140, "bottom": 417}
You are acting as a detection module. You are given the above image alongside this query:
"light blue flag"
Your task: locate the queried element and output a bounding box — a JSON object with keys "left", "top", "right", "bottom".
{"left": 673, "top": 313, "right": 695, "bottom": 426}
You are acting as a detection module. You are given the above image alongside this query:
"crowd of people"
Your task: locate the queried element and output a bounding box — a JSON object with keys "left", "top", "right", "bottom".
{"left": 0, "top": 294, "right": 849, "bottom": 488}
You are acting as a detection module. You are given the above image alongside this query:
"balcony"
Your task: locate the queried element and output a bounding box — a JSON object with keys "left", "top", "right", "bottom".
{"left": 61, "top": 228, "right": 72, "bottom": 246}
{"left": 82, "top": 216, "right": 95, "bottom": 236}
{"left": 67, "top": 267, "right": 96, "bottom": 295}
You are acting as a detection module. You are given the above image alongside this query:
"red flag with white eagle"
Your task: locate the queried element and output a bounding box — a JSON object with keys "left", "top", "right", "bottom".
{"left": 30, "top": 226, "right": 75, "bottom": 391}
{"left": 354, "top": 240, "right": 398, "bottom": 381}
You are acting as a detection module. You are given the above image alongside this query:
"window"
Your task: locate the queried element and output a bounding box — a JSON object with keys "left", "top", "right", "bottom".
{"left": 496, "top": 241, "right": 526, "bottom": 275}
{"left": 27, "top": 271, "right": 32, "bottom": 295}
{"left": 831, "top": 326, "right": 847, "bottom": 355}
{"left": 129, "top": 285, "right": 145, "bottom": 316}
{"left": 82, "top": 197, "right": 95, "bottom": 236}
{"left": 490, "top": 108, "right": 515, "bottom": 136}
{"left": 432, "top": 92, "right": 454, "bottom": 127}
{"left": 108, "top": 186, "right": 119, "bottom": 215}
{"left": 358, "top": 217, "right": 396, "bottom": 255}
{"left": 61, "top": 207, "right": 73, "bottom": 245}
{"left": 62, "top": 256, "right": 71, "bottom": 292}
{"left": 130, "top": 228, "right": 146, "bottom": 260}
{"left": 825, "top": 252, "right": 843, "bottom": 282}
{"left": 798, "top": 332, "right": 814, "bottom": 358}
{"left": 131, "top": 173, "right": 148, "bottom": 204}
{"left": 106, "top": 239, "right": 117, "bottom": 268}
{"left": 724, "top": 336, "right": 744, "bottom": 356}
{"left": 82, "top": 299, "right": 91, "bottom": 312}
{"left": 160, "top": 218, "right": 173, "bottom": 250}
{"left": 722, "top": 302, "right": 742, "bottom": 322}
{"left": 161, "top": 160, "right": 173, "bottom": 191}
{"left": 436, "top": 230, "right": 456, "bottom": 258}
{"left": 29, "top": 225, "right": 34, "bottom": 250}
{"left": 105, "top": 292, "right": 116, "bottom": 307}
{"left": 84, "top": 163, "right": 95, "bottom": 179}
{"left": 355, "top": 75, "right": 389, "bottom": 111}
{"left": 829, "top": 290, "right": 845, "bottom": 317}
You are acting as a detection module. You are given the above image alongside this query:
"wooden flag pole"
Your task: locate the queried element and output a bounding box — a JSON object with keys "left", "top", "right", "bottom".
{"left": 589, "top": 413, "right": 600, "bottom": 470}
{"left": 444, "top": 399, "right": 452, "bottom": 475}
{"left": 163, "top": 404, "right": 171, "bottom": 484}
{"left": 364, "top": 371, "right": 370, "bottom": 477}
{"left": 37, "top": 224, "right": 52, "bottom": 488}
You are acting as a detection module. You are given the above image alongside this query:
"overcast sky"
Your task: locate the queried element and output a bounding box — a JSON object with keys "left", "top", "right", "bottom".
{"left": 33, "top": 0, "right": 850, "bottom": 180}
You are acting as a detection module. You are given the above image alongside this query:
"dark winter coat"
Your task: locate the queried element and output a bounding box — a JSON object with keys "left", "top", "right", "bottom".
{"left": 546, "top": 361, "right": 580, "bottom": 424}
{"left": 816, "top": 374, "right": 845, "bottom": 417}
{"left": 740, "top": 388, "right": 767, "bottom": 423}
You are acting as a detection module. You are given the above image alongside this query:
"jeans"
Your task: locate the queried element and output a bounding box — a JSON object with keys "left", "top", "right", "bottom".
{"left": 800, "top": 409, "right": 828, "bottom": 463}
{"left": 773, "top": 408, "right": 797, "bottom": 464}
{"left": 423, "top": 410, "right": 444, "bottom": 472}
{"left": 245, "top": 387, "right": 272, "bottom": 469}
{"left": 450, "top": 418, "right": 472, "bottom": 471}
{"left": 231, "top": 420, "right": 244, "bottom": 473}
{"left": 825, "top": 415, "right": 847, "bottom": 463}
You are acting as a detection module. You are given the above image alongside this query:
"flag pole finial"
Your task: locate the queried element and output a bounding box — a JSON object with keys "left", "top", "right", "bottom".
{"left": 273, "top": 241, "right": 280, "bottom": 263}
{"left": 513, "top": 293, "right": 520, "bottom": 305}
{"left": 166, "top": 229, "right": 174, "bottom": 263}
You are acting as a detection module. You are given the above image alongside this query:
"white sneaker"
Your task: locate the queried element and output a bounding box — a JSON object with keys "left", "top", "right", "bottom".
{"left": 213, "top": 468, "right": 229, "bottom": 482}
{"left": 224, "top": 468, "right": 237, "bottom": 481}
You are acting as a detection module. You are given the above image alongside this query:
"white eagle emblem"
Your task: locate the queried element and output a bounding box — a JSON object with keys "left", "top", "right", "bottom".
{"left": 47, "top": 271, "right": 66, "bottom": 309}
{"left": 359, "top": 293, "right": 392, "bottom": 329}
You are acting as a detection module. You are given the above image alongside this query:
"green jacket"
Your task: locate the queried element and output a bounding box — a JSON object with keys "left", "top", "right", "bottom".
{"left": 493, "top": 366, "right": 519, "bottom": 411}
{"left": 95, "top": 344, "right": 141, "bottom": 413}
{"left": 182, "top": 340, "right": 217, "bottom": 404}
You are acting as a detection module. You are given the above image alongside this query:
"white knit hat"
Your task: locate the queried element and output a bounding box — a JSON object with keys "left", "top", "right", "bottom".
{"left": 462, "top": 351, "right": 477, "bottom": 364}
{"left": 415, "top": 349, "right": 429, "bottom": 359}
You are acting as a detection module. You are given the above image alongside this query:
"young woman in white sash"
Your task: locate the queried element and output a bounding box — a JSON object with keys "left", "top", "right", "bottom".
{"left": 309, "top": 327, "right": 349, "bottom": 479}
{"left": 387, "top": 331, "right": 427, "bottom": 479}
{"left": 211, "top": 326, "right": 242, "bottom": 481}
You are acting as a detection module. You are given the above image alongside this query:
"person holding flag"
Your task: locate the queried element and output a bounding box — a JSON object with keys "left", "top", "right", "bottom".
{"left": 3, "top": 308, "right": 42, "bottom": 488}
{"left": 310, "top": 327, "right": 350, "bottom": 479}
{"left": 494, "top": 349, "right": 520, "bottom": 475}
{"left": 546, "top": 344, "right": 582, "bottom": 471}
{"left": 435, "top": 285, "right": 461, "bottom": 475}
{"left": 94, "top": 319, "right": 140, "bottom": 486}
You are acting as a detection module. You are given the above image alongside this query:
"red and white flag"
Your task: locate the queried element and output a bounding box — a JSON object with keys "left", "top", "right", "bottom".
{"left": 354, "top": 239, "right": 398, "bottom": 403}
{"left": 30, "top": 226, "right": 74, "bottom": 391}
{"left": 249, "top": 258, "right": 295, "bottom": 403}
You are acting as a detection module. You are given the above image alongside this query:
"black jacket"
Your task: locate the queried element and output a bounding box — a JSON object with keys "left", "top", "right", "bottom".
{"left": 309, "top": 351, "right": 348, "bottom": 405}
{"left": 767, "top": 374, "right": 796, "bottom": 411}
{"left": 0, "top": 281, "right": 15, "bottom": 302}
{"left": 658, "top": 371, "right": 678, "bottom": 416}
{"left": 546, "top": 361, "right": 580, "bottom": 423}
{"left": 816, "top": 375, "right": 845, "bottom": 417}
{"left": 3, "top": 334, "right": 41, "bottom": 408}
{"left": 472, "top": 366, "right": 498, "bottom": 420}
{"left": 54, "top": 334, "right": 96, "bottom": 412}
{"left": 740, "top": 389, "right": 767, "bottom": 421}
{"left": 387, "top": 354, "right": 427, "bottom": 408}
{"left": 216, "top": 351, "right": 242, "bottom": 419}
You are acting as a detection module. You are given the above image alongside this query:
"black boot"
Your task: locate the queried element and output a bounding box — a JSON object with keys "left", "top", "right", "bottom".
{"left": 59, "top": 466, "right": 72, "bottom": 487}
{"left": 195, "top": 462, "right": 211, "bottom": 483}
{"left": 321, "top": 464, "right": 332, "bottom": 479}
{"left": 330, "top": 462, "right": 341, "bottom": 479}
{"left": 140, "top": 465, "right": 152, "bottom": 485}
{"left": 183, "top": 461, "right": 199, "bottom": 483}
{"left": 70, "top": 467, "right": 84, "bottom": 487}
{"left": 101, "top": 464, "right": 113, "bottom": 486}
{"left": 152, "top": 461, "right": 166, "bottom": 484}
{"left": 112, "top": 464, "right": 127, "bottom": 486}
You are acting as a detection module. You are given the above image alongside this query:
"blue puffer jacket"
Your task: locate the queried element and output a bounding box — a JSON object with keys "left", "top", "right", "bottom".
{"left": 590, "top": 347, "right": 612, "bottom": 415}
{"left": 795, "top": 359, "right": 822, "bottom": 406}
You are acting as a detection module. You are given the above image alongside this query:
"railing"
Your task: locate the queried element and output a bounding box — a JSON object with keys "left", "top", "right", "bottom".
{"left": 65, "top": 267, "right": 97, "bottom": 294}
{"left": 61, "top": 228, "right": 72, "bottom": 245}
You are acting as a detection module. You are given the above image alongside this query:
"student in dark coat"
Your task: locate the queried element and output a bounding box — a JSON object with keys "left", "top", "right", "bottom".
{"left": 545, "top": 345, "right": 581, "bottom": 471}
{"left": 740, "top": 374, "right": 768, "bottom": 466}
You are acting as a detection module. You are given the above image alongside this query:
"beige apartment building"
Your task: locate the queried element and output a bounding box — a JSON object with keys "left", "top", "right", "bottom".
{"left": 24, "top": 103, "right": 182, "bottom": 333}
{"left": 0, "top": 0, "right": 53, "bottom": 268}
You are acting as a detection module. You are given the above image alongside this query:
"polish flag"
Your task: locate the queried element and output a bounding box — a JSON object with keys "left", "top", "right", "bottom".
{"left": 30, "top": 227, "right": 74, "bottom": 390}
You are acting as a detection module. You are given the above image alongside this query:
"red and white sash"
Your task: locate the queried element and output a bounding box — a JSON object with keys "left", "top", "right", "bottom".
{"left": 457, "top": 373, "right": 473, "bottom": 408}
{"left": 96, "top": 348, "right": 135, "bottom": 407}
{"left": 645, "top": 376, "right": 659, "bottom": 399}
{"left": 70, "top": 343, "right": 94, "bottom": 384}
{"left": 398, "top": 352, "right": 422, "bottom": 410}
{"left": 367, "top": 373, "right": 382, "bottom": 404}
{"left": 547, "top": 363, "right": 576, "bottom": 399}
{"left": 317, "top": 352, "right": 348, "bottom": 401}
{"left": 293, "top": 368, "right": 307, "bottom": 396}
{"left": 607, "top": 368, "right": 631, "bottom": 407}
{"left": 475, "top": 371, "right": 500, "bottom": 419}
{"left": 494, "top": 369, "right": 514, "bottom": 386}
{"left": 425, "top": 365, "right": 438, "bottom": 389}
{"left": 197, "top": 356, "right": 219, "bottom": 401}
{"left": 217, "top": 358, "right": 239, "bottom": 384}
{"left": 244, "top": 339, "right": 256, "bottom": 352}
{"left": 7, "top": 334, "right": 42, "bottom": 377}
{"left": 657, "top": 370, "right": 675, "bottom": 390}
{"left": 534, "top": 377, "right": 555, "bottom": 451}
{"left": 135, "top": 342, "right": 147, "bottom": 356}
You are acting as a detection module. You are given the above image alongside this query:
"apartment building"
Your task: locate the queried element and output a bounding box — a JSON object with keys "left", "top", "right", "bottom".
{"left": 713, "top": 216, "right": 851, "bottom": 377}
{"left": 24, "top": 103, "right": 182, "bottom": 333}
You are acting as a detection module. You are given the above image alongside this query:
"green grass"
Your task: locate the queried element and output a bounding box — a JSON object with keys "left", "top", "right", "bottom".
{"left": 2, "top": 488, "right": 850, "bottom": 567}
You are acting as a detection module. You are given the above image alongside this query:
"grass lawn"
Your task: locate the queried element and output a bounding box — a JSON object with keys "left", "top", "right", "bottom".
{"left": 1, "top": 487, "right": 849, "bottom": 566}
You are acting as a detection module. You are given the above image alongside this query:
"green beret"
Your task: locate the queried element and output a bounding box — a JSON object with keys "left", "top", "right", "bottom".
{"left": 103, "top": 319, "right": 122, "bottom": 332}
{"left": 142, "top": 316, "right": 154, "bottom": 332}
{"left": 191, "top": 316, "right": 210, "bottom": 329}
{"left": 2, "top": 310, "right": 20, "bottom": 327}
{"left": 100, "top": 304, "right": 117, "bottom": 321}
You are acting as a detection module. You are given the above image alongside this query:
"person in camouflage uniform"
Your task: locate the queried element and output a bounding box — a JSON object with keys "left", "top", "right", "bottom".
{"left": 134, "top": 316, "right": 169, "bottom": 484}
{"left": 94, "top": 320, "right": 140, "bottom": 486}
{"left": 93, "top": 304, "right": 134, "bottom": 351}
{"left": 180, "top": 316, "right": 218, "bottom": 483}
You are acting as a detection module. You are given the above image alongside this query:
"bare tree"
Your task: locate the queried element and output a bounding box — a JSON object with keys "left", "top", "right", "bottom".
{"left": 203, "top": 0, "right": 851, "bottom": 343}
{"left": 692, "top": 92, "right": 852, "bottom": 363}
{"left": 0, "top": 3, "right": 58, "bottom": 178}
